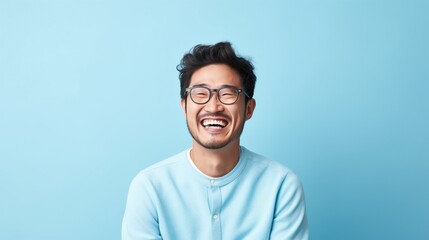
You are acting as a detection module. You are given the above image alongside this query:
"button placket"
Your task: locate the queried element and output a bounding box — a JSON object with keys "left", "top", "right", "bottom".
{"left": 207, "top": 183, "right": 222, "bottom": 240}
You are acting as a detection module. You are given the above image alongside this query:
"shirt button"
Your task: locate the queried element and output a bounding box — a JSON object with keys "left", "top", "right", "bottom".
{"left": 213, "top": 214, "right": 218, "bottom": 220}
{"left": 210, "top": 180, "right": 215, "bottom": 185}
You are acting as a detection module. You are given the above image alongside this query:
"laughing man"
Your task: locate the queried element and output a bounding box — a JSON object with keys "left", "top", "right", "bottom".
{"left": 122, "top": 42, "right": 309, "bottom": 240}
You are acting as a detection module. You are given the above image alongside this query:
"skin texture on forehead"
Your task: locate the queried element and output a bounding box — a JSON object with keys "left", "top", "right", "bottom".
{"left": 189, "top": 64, "right": 243, "bottom": 88}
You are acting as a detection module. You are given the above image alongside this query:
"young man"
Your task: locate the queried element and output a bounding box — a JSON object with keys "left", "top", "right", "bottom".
{"left": 122, "top": 42, "right": 309, "bottom": 239}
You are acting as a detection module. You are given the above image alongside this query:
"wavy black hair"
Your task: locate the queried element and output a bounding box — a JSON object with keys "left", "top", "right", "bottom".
{"left": 177, "top": 41, "right": 256, "bottom": 103}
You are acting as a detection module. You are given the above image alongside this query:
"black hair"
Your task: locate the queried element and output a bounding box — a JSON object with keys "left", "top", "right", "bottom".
{"left": 177, "top": 41, "right": 256, "bottom": 103}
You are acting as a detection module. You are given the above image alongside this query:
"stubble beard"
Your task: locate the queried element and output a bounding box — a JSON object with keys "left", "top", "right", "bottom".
{"left": 185, "top": 118, "right": 246, "bottom": 150}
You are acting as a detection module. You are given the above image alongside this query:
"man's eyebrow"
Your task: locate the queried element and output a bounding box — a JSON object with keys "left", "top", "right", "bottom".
{"left": 190, "top": 83, "right": 209, "bottom": 88}
{"left": 219, "top": 84, "right": 238, "bottom": 88}
{"left": 189, "top": 83, "right": 239, "bottom": 88}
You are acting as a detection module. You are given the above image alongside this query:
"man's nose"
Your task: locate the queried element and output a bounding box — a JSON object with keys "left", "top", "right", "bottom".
{"left": 204, "top": 92, "right": 224, "bottom": 112}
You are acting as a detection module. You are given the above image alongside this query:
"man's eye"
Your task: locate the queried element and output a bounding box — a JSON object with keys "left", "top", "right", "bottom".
{"left": 193, "top": 91, "right": 209, "bottom": 98}
{"left": 221, "top": 90, "right": 236, "bottom": 97}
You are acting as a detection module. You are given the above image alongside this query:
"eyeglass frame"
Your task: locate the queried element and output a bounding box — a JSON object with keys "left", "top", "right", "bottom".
{"left": 185, "top": 86, "right": 250, "bottom": 105}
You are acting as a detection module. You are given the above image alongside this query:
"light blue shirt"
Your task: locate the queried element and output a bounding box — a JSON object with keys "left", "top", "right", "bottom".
{"left": 122, "top": 147, "right": 309, "bottom": 240}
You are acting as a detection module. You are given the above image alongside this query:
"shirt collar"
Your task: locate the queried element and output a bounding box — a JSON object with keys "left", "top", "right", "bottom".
{"left": 185, "top": 146, "right": 249, "bottom": 187}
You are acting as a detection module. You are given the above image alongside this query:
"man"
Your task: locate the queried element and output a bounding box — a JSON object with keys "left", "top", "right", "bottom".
{"left": 122, "top": 42, "right": 309, "bottom": 239}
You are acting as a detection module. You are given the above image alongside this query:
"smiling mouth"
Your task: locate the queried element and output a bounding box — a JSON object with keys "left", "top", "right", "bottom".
{"left": 201, "top": 119, "right": 228, "bottom": 128}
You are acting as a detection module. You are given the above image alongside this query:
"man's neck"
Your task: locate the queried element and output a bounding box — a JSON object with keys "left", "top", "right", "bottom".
{"left": 190, "top": 142, "right": 241, "bottom": 178}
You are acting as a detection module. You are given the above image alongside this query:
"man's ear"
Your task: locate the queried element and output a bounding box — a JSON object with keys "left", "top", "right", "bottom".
{"left": 180, "top": 98, "right": 187, "bottom": 116}
{"left": 245, "top": 98, "right": 256, "bottom": 120}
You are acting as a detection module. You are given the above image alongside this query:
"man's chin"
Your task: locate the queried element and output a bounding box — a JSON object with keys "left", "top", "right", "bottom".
{"left": 191, "top": 135, "right": 232, "bottom": 149}
{"left": 196, "top": 140, "right": 229, "bottom": 150}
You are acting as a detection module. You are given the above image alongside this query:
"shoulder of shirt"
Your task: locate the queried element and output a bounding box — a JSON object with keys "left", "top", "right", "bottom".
{"left": 242, "top": 146, "right": 299, "bottom": 180}
{"left": 136, "top": 149, "right": 189, "bottom": 176}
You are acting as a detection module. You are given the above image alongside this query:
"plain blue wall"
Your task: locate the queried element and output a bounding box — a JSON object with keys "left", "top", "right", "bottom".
{"left": 1, "top": 0, "right": 428, "bottom": 239}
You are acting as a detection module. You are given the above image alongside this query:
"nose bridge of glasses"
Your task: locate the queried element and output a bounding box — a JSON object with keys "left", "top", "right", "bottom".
{"left": 208, "top": 88, "right": 221, "bottom": 103}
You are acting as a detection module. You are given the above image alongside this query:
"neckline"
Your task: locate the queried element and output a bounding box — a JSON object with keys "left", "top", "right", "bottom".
{"left": 185, "top": 146, "right": 249, "bottom": 187}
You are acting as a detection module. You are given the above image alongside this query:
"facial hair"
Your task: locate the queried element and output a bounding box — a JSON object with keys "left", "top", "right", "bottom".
{"left": 185, "top": 113, "right": 247, "bottom": 150}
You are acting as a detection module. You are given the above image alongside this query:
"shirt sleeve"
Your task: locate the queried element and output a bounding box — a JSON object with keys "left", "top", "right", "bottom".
{"left": 122, "top": 173, "right": 162, "bottom": 240}
{"left": 269, "top": 171, "right": 309, "bottom": 240}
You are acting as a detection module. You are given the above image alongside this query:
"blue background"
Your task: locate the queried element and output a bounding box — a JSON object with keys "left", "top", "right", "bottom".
{"left": 1, "top": 0, "right": 428, "bottom": 239}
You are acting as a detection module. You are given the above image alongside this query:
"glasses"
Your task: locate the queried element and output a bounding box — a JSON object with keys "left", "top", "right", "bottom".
{"left": 185, "top": 86, "right": 250, "bottom": 105}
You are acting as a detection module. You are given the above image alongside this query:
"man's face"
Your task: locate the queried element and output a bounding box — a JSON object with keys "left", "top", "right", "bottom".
{"left": 180, "top": 64, "right": 256, "bottom": 150}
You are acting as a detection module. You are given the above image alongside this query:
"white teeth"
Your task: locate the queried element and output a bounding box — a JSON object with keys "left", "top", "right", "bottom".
{"left": 202, "top": 119, "right": 227, "bottom": 128}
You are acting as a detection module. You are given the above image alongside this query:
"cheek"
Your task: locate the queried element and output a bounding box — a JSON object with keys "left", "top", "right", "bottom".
{"left": 231, "top": 107, "right": 246, "bottom": 123}
{"left": 186, "top": 105, "right": 202, "bottom": 121}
